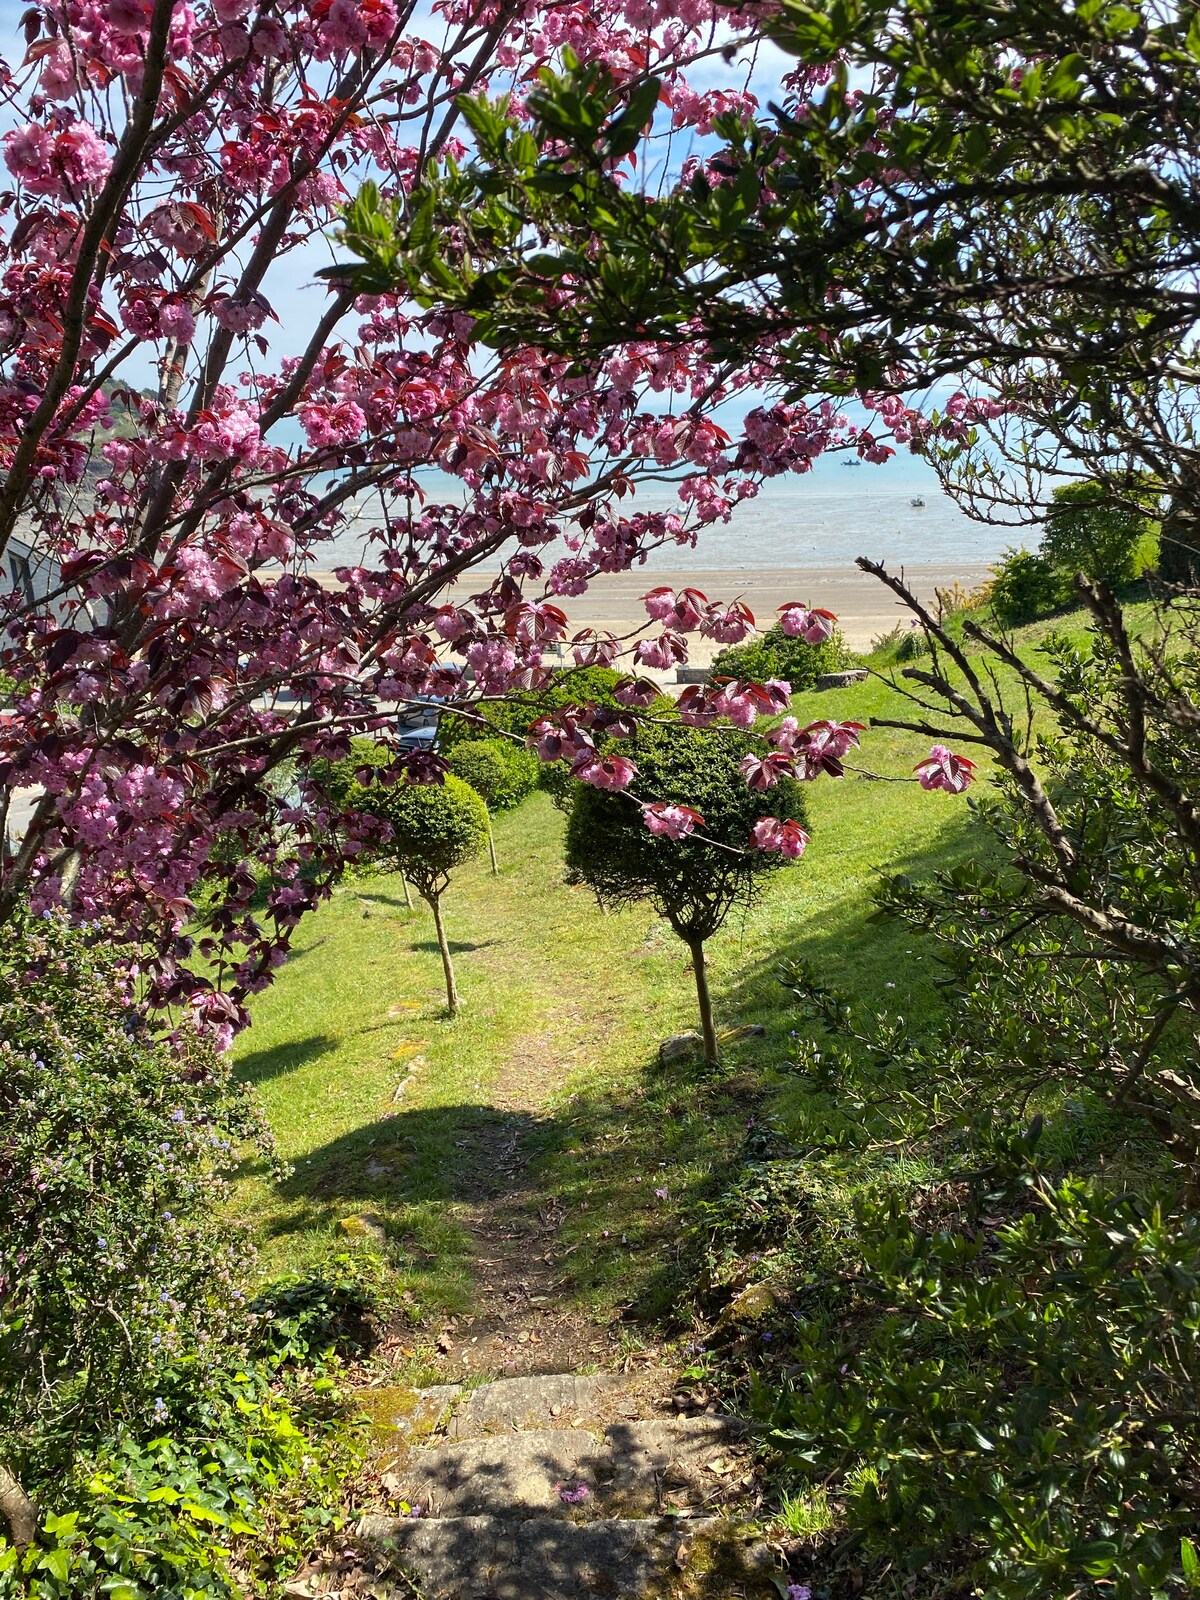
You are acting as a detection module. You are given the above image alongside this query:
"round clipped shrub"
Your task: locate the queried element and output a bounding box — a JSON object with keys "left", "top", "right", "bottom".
{"left": 349, "top": 772, "right": 488, "bottom": 1013}
{"left": 445, "top": 738, "right": 539, "bottom": 812}
{"left": 565, "top": 722, "right": 809, "bottom": 1063}
{"left": 446, "top": 737, "right": 541, "bottom": 874}
{"left": 711, "top": 621, "right": 851, "bottom": 691}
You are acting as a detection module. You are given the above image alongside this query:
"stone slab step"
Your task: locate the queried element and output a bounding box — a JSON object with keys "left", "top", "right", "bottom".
{"left": 446, "top": 1372, "right": 635, "bottom": 1437}
{"left": 399, "top": 1415, "right": 750, "bottom": 1518}
{"left": 358, "top": 1512, "right": 753, "bottom": 1599}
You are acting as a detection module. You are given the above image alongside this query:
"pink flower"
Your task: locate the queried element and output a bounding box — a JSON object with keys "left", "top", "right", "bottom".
{"left": 298, "top": 399, "right": 367, "bottom": 450}
{"left": 751, "top": 817, "right": 810, "bottom": 858}
{"left": 914, "top": 745, "right": 977, "bottom": 794}
{"left": 5, "top": 121, "right": 112, "bottom": 199}
{"left": 572, "top": 752, "right": 637, "bottom": 791}
{"left": 739, "top": 752, "right": 796, "bottom": 791}
{"left": 213, "top": 293, "right": 270, "bottom": 333}
{"left": 701, "top": 600, "right": 754, "bottom": 643}
{"left": 158, "top": 299, "right": 196, "bottom": 342}
{"left": 778, "top": 604, "right": 838, "bottom": 644}
{"left": 643, "top": 803, "right": 704, "bottom": 839}
{"left": 641, "top": 585, "right": 706, "bottom": 631}
{"left": 466, "top": 637, "right": 516, "bottom": 693}
{"left": 634, "top": 632, "right": 686, "bottom": 671}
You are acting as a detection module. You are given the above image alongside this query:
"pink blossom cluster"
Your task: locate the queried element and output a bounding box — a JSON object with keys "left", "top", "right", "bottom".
{"left": 0, "top": 0, "right": 982, "bottom": 1042}
{"left": 915, "top": 745, "right": 978, "bottom": 793}
{"left": 5, "top": 120, "right": 111, "bottom": 200}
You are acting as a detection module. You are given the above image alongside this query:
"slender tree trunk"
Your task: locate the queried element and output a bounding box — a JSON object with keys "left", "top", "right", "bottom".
{"left": 401, "top": 877, "right": 413, "bottom": 909}
{"left": 487, "top": 812, "right": 498, "bottom": 875}
{"left": 0, "top": 1461, "right": 37, "bottom": 1551}
{"left": 687, "top": 936, "right": 719, "bottom": 1066}
{"left": 427, "top": 892, "right": 459, "bottom": 1015}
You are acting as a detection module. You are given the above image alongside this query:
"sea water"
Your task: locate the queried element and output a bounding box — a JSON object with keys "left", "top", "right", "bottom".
{"left": 323, "top": 454, "right": 1032, "bottom": 574}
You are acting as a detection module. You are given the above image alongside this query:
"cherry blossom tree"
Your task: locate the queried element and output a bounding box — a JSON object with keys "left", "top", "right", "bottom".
{"left": 0, "top": 0, "right": 971, "bottom": 1045}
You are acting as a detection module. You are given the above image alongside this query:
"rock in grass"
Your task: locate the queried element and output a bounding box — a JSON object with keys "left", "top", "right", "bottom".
{"left": 719, "top": 1281, "right": 777, "bottom": 1326}
{"left": 816, "top": 669, "right": 868, "bottom": 689}
{"left": 338, "top": 1212, "right": 387, "bottom": 1243}
{"left": 659, "top": 1032, "right": 703, "bottom": 1065}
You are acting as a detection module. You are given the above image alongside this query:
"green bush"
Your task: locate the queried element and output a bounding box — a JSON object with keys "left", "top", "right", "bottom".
{"left": 0, "top": 1366, "right": 357, "bottom": 1600}
{"left": 348, "top": 769, "right": 488, "bottom": 892}
{"left": 437, "top": 666, "right": 631, "bottom": 751}
{"left": 773, "top": 1135, "right": 1200, "bottom": 1600}
{"left": 711, "top": 621, "right": 851, "bottom": 690}
{"left": 445, "top": 737, "right": 540, "bottom": 810}
{"left": 988, "top": 546, "right": 1066, "bottom": 626}
{"left": 0, "top": 910, "right": 270, "bottom": 1468}
{"left": 348, "top": 770, "right": 488, "bottom": 1012}
{"left": 565, "top": 722, "right": 809, "bottom": 1061}
{"left": 1040, "top": 480, "right": 1159, "bottom": 590}
{"left": 0, "top": 912, "right": 355, "bottom": 1599}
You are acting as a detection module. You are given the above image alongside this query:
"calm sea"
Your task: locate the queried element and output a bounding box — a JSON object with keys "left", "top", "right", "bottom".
{"left": 324, "top": 456, "right": 1031, "bottom": 574}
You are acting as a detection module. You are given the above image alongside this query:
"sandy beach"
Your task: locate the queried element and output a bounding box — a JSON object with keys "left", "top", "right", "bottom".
{"left": 524, "top": 563, "right": 992, "bottom": 659}
{"left": 315, "top": 560, "right": 993, "bottom": 659}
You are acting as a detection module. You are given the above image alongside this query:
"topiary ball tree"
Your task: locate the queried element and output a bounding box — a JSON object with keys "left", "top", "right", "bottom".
{"left": 445, "top": 738, "right": 541, "bottom": 873}
{"left": 565, "top": 723, "right": 809, "bottom": 1065}
{"left": 349, "top": 773, "right": 489, "bottom": 1015}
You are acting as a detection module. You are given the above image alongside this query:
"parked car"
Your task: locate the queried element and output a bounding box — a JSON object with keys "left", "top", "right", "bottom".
{"left": 395, "top": 695, "right": 443, "bottom": 751}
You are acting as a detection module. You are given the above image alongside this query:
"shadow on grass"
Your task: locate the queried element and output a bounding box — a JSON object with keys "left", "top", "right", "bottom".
{"left": 356, "top": 892, "right": 423, "bottom": 912}
{"left": 237, "top": 1033, "right": 338, "bottom": 1083}
{"left": 257, "top": 812, "right": 995, "bottom": 1329}
{"left": 278, "top": 1102, "right": 547, "bottom": 1206}
{"left": 409, "top": 938, "right": 500, "bottom": 955}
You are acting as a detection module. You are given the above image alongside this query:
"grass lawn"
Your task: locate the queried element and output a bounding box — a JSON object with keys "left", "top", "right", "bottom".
{"left": 231, "top": 655, "right": 989, "bottom": 1327}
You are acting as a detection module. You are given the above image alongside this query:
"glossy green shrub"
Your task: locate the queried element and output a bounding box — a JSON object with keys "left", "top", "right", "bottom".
{"left": 0, "top": 910, "right": 270, "bottom": 1461}
{"left": 711, "top": 621, "right": 850, "bottom": 690}
{"left": 774, "top": 1138, "right": 1200, "bottom": 1599}
{"left": 0, "top": 1368, "right": 357, "bottom": 1600}
{"left": 1041, "top": 481, "right": 1159, "bottom": 590}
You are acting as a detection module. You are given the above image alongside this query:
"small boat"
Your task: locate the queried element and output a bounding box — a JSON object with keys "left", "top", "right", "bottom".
{"left": 910, "top": 495, "right": 926, "bottom": 507}
{"left": 842, "top": 458, "right": 862, "bottom": 467}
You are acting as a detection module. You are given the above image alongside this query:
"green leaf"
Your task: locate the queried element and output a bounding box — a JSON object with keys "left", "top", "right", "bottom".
{"left": 38, "top": 1548, "right": 72, "bottom": 1582}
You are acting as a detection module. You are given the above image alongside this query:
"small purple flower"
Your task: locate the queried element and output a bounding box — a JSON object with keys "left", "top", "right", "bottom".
{"left": 406, "top": 1503, "right": 424, "bottom": 1519}
{"left": 654, "top": 1186, "right": 669, "bottom": 1199}
{"left": 153, "top": 1397, "right": 169, "bottom": 1422}
{"left": 557, "top": 1482, "right": 590, "bottom": 1504}
{"left": 786, "top": 1585, "right": 812, "bottom": 1600}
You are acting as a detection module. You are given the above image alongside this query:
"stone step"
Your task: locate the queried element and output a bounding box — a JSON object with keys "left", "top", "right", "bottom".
{"left": 447, "top": 1372, "right": 637, "bottom": 1437}
{"left": 396, "top": 1416, "right": 750, "bottom": 1519}
{"left": 356, "top": 1512, "right": 773, "bottom": 1599}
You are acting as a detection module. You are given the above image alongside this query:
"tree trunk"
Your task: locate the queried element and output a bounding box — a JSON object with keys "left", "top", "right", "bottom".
{"left": 401, "top": 877, "right": 413, "bottom": 909}
{"left": 428, "top": 892, "right": 459, "bottom": 1015}
{"left": 0, "top": 1461, "right": 37, "bottom": 1552}
{"left": 487, "top": 813, "right": 498, "bottom": 875}
{"left": 687, "top": 936, "right": 719, "bottom": 1066}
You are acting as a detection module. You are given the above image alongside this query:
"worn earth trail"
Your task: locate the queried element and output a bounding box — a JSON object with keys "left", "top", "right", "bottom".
{"left": 287, "top": 1013, "right": 778, "bottom": 1599}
